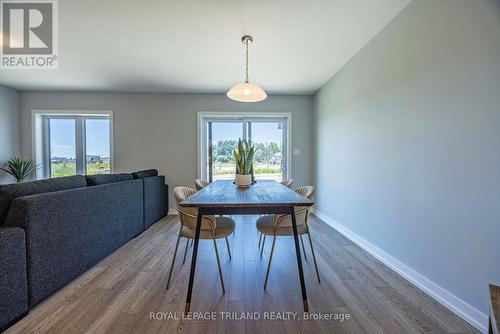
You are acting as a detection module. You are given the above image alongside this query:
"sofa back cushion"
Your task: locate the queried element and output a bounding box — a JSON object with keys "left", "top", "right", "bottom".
{"left": 0, "top": 175, "right": 87, "bottom": 224}
{"left": 132, "top": 169, "right": 158, "bottom": 179}
{"left": 85, "top": 173, "right": 133, "bottom": 186}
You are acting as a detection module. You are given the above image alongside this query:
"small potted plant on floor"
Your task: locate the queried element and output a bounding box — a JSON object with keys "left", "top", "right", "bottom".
{"left": 0, "top": 156, "right": 38, "bottom": 183}
{"left": 233, "top": 138, "right": 255, "bottom": 187}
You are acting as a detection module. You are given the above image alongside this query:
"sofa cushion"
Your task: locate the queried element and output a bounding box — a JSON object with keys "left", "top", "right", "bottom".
{"left": 85, "top": 173, "right": 133, "bottom": 186}
{"left": 0, "top": 175, "right": 87, "bottom": 224}
{"left": 132, "top": 169, "right": 158, "bottom": 179}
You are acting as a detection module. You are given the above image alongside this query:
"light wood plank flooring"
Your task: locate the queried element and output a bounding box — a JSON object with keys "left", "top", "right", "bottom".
{"left": 6, "top": 215, "right": 478, "bottom": 334}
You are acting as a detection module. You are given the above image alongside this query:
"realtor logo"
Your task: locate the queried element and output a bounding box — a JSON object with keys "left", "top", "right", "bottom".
{"left": 1, "top": 0, "right": 58, "bottom": 69}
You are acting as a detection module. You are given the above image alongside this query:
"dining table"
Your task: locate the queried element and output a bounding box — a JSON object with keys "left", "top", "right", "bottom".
{"left": 178, "top": 179, "right": 314, "bottom": 314}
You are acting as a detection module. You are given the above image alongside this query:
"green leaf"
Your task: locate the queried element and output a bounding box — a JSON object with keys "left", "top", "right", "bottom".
{"left": 231, "top": 137, "right": 256, "bottom": 175}
{"left": 0, "top": 156, "right": 39, "bottom": 183}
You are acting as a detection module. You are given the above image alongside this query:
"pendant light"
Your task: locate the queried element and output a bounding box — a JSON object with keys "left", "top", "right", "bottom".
{"left": 227, "top": 35, "right": 267, "bottom": 102}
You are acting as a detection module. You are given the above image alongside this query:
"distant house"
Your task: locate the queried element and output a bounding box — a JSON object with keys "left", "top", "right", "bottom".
{"left": 51, "top": 157, "right": 76, "bottom": 163}
{"left": 270, "top": 152, "right": 282, "bottom": 166}
{"left": 86, "top": 155, "right": 101, "bottom": 163}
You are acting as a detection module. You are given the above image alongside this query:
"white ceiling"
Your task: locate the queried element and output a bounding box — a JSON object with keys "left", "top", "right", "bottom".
{"left": 0, "top": 0, "right": 411, "bottom": 94}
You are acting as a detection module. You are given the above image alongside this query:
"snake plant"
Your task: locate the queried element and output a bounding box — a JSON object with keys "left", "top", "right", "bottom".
{"left": 0, "top": 157, "right": 38, "bottom": 183}
{"left": 233, "top": 138, "right": 256, "bottom": 175}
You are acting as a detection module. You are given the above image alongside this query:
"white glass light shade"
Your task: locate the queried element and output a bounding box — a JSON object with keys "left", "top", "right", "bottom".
{"left": 226, "top": 82, "right": 267, "bottom": 102}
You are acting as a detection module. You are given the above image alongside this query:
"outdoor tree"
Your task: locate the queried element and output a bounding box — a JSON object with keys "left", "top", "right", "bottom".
{"left": 212, "top": 140, "right": 237, "bottom": 164}
{"left": 254, "top": 142, "right": 281, "bottom": 169}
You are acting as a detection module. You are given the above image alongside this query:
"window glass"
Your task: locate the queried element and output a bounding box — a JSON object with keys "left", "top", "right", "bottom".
{"left": 210, "top": 122, "right": 244, "bottom": 181}
{"left": 44, "top": 115, "right": 111, "bottom": 178}
{"left": 49, "top": 118, "right": 76, "bottom": 177}
{"left": 250, "top": 122, "right": 284, "bottom": 181}
{"left": 202, "top": 116, "right": 287, "bottom": 182}
{"left": 85, "top": 118, "right": 111, "bottom": 175}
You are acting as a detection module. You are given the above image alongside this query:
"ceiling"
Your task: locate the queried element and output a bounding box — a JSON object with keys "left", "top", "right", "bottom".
{"left": 0, "top": 0, "right": 411, "bottom": 94}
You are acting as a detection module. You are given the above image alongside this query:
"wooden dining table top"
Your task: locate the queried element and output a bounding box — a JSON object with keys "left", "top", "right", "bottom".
{"left": 179, "top": 180, "right": 314, "bottom": 208}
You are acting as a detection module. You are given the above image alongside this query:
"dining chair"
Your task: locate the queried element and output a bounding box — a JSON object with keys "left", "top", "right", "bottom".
{"left": 194, "top": 179, "right": 210, "bottom": 190}
{"left": 258, "top": 179, "right": 293, "bottom": 247}
{"left": 279, "top": 179, "right": 294, "bottom": 188}
{"left": 166, "top": 186, "right": 235, "bottom": 293}
{"left": 256, "top": 186, "right": 320, "bottom": 289}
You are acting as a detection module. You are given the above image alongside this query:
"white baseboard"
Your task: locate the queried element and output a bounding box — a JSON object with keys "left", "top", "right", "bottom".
{"left": 310, "top": 208, "right": 488, "bottom": 333}
{"left": 167, "top": 209, "right": 178, "bottom": 216}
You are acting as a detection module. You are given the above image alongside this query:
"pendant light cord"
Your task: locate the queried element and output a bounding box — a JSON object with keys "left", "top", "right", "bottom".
{"left": 245, "top": 40, "right": 249, "bottom": 83}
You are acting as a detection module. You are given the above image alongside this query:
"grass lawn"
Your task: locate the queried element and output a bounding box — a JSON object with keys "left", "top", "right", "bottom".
{"left": 212, "top": 162, "right": 283, "bottom": 181}
{"left": 51, "top": 162, "right": 110, "bottom": 177}
{"left": 50, "top": 161, "right": 281, "bottom": 181}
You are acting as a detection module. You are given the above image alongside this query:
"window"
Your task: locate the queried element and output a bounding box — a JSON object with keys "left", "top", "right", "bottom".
{"left": 198, "top": 113, "right": 291, "bottom": 182}
{"left": 33, "top": 111, "right": 113, "bottom": 178}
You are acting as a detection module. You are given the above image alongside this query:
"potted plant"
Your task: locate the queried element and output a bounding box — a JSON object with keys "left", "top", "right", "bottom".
{"left": 233, "top": 138, "right": 256, "bottom": 187}
{"left": 0, "top": 156, "right": 38, "bottom": 183}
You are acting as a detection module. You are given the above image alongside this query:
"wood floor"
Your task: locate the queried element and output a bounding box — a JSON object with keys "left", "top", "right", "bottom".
{"left": 6, "top": 214, "right": 478, "bottom": 334}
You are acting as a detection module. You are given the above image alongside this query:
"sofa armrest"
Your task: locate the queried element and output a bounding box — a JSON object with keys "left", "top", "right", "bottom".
{"left": 143, "top": 176, "right": 168, "bottom": 229}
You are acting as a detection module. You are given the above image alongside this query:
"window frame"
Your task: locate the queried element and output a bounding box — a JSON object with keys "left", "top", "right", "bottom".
{"left": 32, "top": 110, "right": 114, "bottom": 179}
{"left": 197, "top": 112, "right": 292, "bottom": 182}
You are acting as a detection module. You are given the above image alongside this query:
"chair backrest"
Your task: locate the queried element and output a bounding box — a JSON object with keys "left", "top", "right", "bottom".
{"left": 294, "top": 185, "right": 315, "bottom": 199}
{"left": 280, "top": 179, "right": 294, "bottom": 188}
{"left": 173, "top": 186, "right": 215, "bottom": 230}
{"left": 275, "top": 185, "right": 315, "bottom": 227}
{"left": 194, "top": 179, "right": 210, "bottom": 191}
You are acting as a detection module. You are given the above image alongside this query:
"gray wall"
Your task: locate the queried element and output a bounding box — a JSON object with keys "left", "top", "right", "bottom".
{"left": 0, "top": 85, "right": 20, "bottom": 184}
{"left": 313, "top": 0, "right": 500, "bottom": 318}
{"left": 19, "top": 92, "right": 313, "bottom": 208}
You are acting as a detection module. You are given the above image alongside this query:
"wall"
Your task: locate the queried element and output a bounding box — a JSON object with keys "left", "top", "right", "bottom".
{"left": 313, "top": 0, "right": 500, "bottom": 329}
{"left": 19, "top": 92, "right": 313, "bottom": 208}
{"left": 0, "top": 85, "right": 20, "bottom": 184}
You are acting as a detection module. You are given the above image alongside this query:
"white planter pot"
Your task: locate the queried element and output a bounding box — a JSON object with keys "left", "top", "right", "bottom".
{"left": 235, "top": 174, "right": 252, "bottom": 187}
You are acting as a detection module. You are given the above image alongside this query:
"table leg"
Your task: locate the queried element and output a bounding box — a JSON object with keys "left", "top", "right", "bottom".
{"left": 290, "top": 207, "right": 309, "bottom": 312}
{"left": 184, "top": 209, "right": 203, "bottom": 315}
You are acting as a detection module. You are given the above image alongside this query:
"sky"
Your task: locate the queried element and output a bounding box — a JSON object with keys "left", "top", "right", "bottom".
{"left": 50, "top": 119, "right": 280, "bottom": 158}
{"left": 50, "top": 118, "right": 110, "bottom": 158}
{"left": 212, "top": 122, "right": 282, "bottom": 145}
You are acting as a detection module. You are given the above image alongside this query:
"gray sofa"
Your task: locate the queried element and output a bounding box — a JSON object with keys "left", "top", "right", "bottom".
{"left": 0, "top": 170, "right": 167, "bottom": 331}
{"left": 0, "top": 227, "right": 28, "bottom": 331}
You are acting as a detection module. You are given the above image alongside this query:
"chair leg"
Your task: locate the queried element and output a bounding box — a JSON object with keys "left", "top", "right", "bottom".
{"left": 166, "top": 234, "right": 181, "bottom": 290}
{"left": 307, "top": 232, "right": 321, "bottom": 283}
{"left": 225, "top": 237, "right": 232, "bottom": 259}
{"left": 264, "top": 236, "right": 277, "bottom": 290}
{"left": 260, "top": 235, "right": 267, "bottom": 257}
{"left": 212, "top": 238, "right": 226, "bottom": 294}
{"left": 258, "top": 233, "right": 262, "bottom": 248}
{"left": 190, "top": 239, "right": 193, "bottom": 248}
{"left": 182, "top": 237, "right": 190, "bottom": 265}
{"left": 300, "top": 235, "right": 308, "bottom": 261}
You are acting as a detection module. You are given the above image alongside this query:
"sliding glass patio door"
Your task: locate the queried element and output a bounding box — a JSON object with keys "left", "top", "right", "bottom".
{"left": 201, "top": 115, "right": 288, "bottom": 182}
